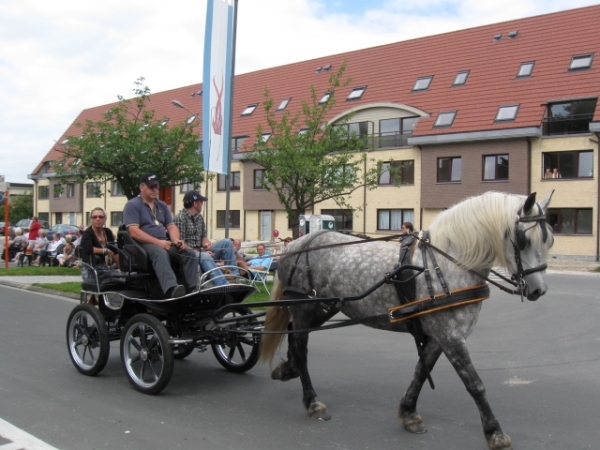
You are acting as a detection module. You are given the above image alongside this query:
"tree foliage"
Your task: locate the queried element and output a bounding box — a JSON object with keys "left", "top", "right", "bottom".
{"left": 53, "top": 77, "right": 203, "bottom": 200}
{"left": 8, "top": 194, "right": 33, "bottom": 223}
{"left": 248, "top": 61, "right": 384, "bottom": 237}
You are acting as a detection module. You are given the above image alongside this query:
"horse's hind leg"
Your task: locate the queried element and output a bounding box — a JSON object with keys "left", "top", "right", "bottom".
{"left": 443, "top": 341, "right": 512, "bottom": 450}
{"left": 399, "top": 339, "right": 443, "bottom": 434}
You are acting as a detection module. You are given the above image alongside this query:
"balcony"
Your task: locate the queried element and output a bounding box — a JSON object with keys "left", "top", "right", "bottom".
{"left": 542, "top": 114, "right": 594, "bottom": 136}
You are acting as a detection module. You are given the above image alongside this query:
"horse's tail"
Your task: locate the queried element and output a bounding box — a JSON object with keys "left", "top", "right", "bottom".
{"left": 259, "top": 273, "right": 289, "bottom": 365}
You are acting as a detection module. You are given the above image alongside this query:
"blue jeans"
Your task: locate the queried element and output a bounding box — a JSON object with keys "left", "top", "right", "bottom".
{"left": 211, "top": 239, "right": 239, "bottom": 275}
{"left": 199, "top": 252, "right": 228, "bottom": 286}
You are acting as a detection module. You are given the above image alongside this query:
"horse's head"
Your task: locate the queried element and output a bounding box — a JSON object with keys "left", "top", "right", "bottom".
{"left": 508, "top": 191, "right": 554, "bottom": 301}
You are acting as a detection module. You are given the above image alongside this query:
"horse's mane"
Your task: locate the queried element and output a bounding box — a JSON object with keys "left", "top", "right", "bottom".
{"left": 428, "top": 191, "right": 528, "bottom": 271}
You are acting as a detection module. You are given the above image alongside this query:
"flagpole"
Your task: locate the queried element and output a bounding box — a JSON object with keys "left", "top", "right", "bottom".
{"left": 224, "top": 0, "right": 238, "bottom": 239}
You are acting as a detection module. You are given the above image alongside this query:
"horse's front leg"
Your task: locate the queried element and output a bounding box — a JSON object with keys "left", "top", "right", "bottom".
{"left": 444, "top": 340, "right": 512, "bottom": 450}
{"left": 399, "top": 338, "right": 443, "bottom": 434}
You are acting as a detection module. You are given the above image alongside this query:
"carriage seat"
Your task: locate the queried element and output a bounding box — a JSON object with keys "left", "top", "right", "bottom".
{"left": 117, "top": 224, "right": 153, "bottom": 273}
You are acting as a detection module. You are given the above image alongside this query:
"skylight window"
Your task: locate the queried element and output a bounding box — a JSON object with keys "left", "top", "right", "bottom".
{"left": 277, "top": 98, "right": 291, "bottom": 111}
{"left": 186, "top": 115, "right": 197, "bottom": 125}
{"left": 298, "top": 128, "right": 308, "bottom": 135}
{"left": 495, "top": 105, "right": 519, "bottom": 121}
{"left": 60, "top": 138, "right": 69, "bottom": 145}
{"left": 517, "top": 62, "right": 534, "bottom": 77}
{"left": 261, "top": 133, "right": 271, "bottom": 142}
{"left": 413, "top": 76, "right": 433, "bottom": 91}
{"left": 434, "top": 111, "right": 456, "bottom": 127}
{"left": 159, "top": 119, "right": 169, "bottom": 127}
{"left": 241, "top": 104, "right": 258, "bottom": 116}
{"left": 453, "top": 71, "right": 469, "bottom": 86}
{"left": 347, "top": 86, "right": 366, "bottom": 101}
{"left": 569, "top": 54, "right": 593, "bottom": 70}
{"left": 319, "top": 92, "right": 331, "bottom": 104}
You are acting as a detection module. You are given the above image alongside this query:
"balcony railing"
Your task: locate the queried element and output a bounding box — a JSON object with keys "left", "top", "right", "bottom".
{"left": 542, "top": 115, "right": 593, "bottom": 136}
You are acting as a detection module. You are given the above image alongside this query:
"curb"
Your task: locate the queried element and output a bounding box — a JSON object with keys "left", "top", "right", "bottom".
{"left": 0, "top": 279, "right": 80, "bottom": 300}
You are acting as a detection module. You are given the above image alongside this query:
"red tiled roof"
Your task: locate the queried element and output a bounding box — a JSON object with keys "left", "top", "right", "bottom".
{"left": 32, "top": 5, "right": 600, "bottom": 175}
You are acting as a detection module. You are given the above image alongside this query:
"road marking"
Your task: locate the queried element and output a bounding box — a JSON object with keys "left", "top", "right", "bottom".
{"left": 0, "top": 418, "right": 59, "bottom": 450}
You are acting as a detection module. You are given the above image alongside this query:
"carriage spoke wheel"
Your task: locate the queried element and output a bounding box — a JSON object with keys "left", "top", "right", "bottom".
{"left": 120, "top": 314, "right": 174, "bottom": 395}
{"left": 211, "top": 306, "right": 260, "bottom": 373}
{"left": 66, "top": 304, "right": 110, "bottom": 376}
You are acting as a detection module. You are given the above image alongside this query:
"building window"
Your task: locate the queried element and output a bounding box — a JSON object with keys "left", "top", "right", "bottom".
{"left": 377, "top": 209, "right": 414, "bottom": 231}
{"left": 241, "top": 104, "right": 258, "bottom": 116}
{"left": 217, "top": 172, "right": 241, "bottom": 191}
{"left": 53, "top": 184, "right": 62, "bottom": 199}
{"left": 517, "top": 62, "right": 534, "bottom": 77}
{"left": 542, "top": 150, "right": 593, "bottom": 179}
{"left": 379, "top": 117, "right": 419, "bottom": 148}
{"left": 66, "top": 184, "right": 75, "bottom": 198}
{"left": 319, "top": 92, "right": 331, "bottom": 104}
{"left": 111, "top": 181, "right": 124, "bottom": 196}
{"left": 111, "top": 211, "right": 123, "bottom": 227}
{"left": 231, "top": 136, "right": 247, "bottom": 152}
{"left": 216, "top": 210, "right": 240, "bottom": 228}
{"left": 55, "top": 212, "right": 62, "bottom": 224}
{"left": 483, "top": 154, "right": 509, "bottom": 181}
{"left": 254, "top": 169, "right": 265, "bottom": 189}
{"left": 543, "top": 98, "right": 597, "bottom": 135}
{"left": 321, "top": 209, "right": 353, "bottom": 231}
{"left": 434, "top": 111, "right": 456, "bottom": 127}
{"left": 437, "top": 157, "right": 462, "bottom": 182}
{"left": 38, "top": 185, "right": 49, "bottom": 200}
{"left": 496, "top": 105, "right": 519, "bottom": 121}
{"left": 277, "top": 98, "right": 291, "bottom": 111}
{"left": 413, "top": 76, "right": 433, "bottom": 91}
{"left": 569, "top": 54, "right": 593, "bottom": 70}
{"left": 86, "top": 182, "right": 101, "bottom": 198}
{"left": 379, "top": 160, "right": 414, "bottom": 185}
{"left": 38, "top": 212, "right": 49, "bottom": 224}
{"left": 347, "top": 86, "right": 366, "bottom": 100}
{"left": 547, "top": 208, "right": 592, "bottom": 234}
{"left": 180, "top": 180, "right": 197, "bottom": 193}
{"left": 453, "top": 71, "right": 469, "bottom": 86}
{"left": 334, "top": 121, "right": 370, "bottom": 149}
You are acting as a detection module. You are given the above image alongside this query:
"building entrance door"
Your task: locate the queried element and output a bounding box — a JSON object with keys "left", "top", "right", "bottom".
{"left": 260, "top": 211, "right": 271, "bottom": 241}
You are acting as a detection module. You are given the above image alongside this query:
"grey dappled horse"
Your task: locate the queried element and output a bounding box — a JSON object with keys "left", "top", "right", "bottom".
{"left": 260, "top": 191, "right": 554, "bottom": 450}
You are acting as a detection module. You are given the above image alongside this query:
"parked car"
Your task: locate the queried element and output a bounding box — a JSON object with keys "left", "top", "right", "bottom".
{"left": 49, "top": 224, "right": 80, "bottom": 237}
{"left": 0, "top": 221, "right": 12, "bottom": 236}
{"left": 11, "top": 218, "right": 51, "bottom": 235}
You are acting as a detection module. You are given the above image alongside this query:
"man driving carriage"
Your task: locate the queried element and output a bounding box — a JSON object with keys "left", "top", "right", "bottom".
{"left": 122, "top": 174, "right": 198, "bottom": 298}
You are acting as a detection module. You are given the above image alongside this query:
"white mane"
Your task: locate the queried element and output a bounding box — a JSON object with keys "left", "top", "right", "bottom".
{"left": 428, "top": 191, "right": 529, "bottom": 271}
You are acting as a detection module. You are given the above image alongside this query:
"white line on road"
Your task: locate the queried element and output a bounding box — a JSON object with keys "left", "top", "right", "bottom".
{"left": 0, "top": 418, "right": 60, "bottom": 450}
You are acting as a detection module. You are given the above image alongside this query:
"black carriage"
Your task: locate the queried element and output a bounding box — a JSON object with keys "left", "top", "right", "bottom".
{"left": 66, "top": 227, "right": 262, "bottom": 395}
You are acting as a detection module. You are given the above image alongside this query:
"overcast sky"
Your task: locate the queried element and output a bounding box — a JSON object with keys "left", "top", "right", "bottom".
{"left": 0, "top": 0, "right": 596, "bottom": 184}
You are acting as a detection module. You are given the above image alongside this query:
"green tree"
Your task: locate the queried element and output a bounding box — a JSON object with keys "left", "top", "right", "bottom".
{"left": 3, "top": 193, "right": 33, "bottom": 222}
{"left": 53, "top": 77, "right": 203, "bottom": 200}
{"left": 248, "top": 61, "right": 385, "bottom": 238}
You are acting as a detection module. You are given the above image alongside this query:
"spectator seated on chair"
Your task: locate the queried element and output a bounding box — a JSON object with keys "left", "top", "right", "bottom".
{"left": 31, "top": 230, "right": 49, "bottom": 265}
{"left": 57, "top": 236, "right": 78, "bottom": 267}
{"left": 7, "top": 228, "right": 27, "bottom": 262}
{"left": 248, "top": 244, "right": 275, "bottom": 272}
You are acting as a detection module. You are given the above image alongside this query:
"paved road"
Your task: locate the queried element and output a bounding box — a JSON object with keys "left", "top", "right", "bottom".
{"left": 0, "top": 272, "right": 599, "bottom": 450}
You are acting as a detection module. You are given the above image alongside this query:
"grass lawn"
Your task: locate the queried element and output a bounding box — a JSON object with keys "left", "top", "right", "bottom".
{"left": 30, "top": 280, "right": 274, "bottom": 304}
{"left": 0, "top": 267, "right": 81, "bottom": 276}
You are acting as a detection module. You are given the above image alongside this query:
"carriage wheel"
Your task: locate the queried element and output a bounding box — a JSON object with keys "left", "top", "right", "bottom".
{"left": 120, "top": 314, "right": 174, "bottom": 395}
{"left": 66, "top": 304, "right": 110, "bottom": 376}
{"left": 211, "top": 306, "right": 260, "bottom": 373}
{"left": 172, "top": 344, "right": 195, "bottom": 360}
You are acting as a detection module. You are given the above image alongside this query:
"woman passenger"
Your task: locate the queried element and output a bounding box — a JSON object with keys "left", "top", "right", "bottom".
{"left": 80, "top": 207, "right": 119, "bottom": 271}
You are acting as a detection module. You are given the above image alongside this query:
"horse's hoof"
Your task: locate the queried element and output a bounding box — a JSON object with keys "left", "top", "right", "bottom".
{"left": 308, "top": 401, "right": 331, "bottom": 421}
{"left": 271, "top": 366, "right": 283, "bottom": 380}
{"left": 487, "top": 432, "right": 512, "bottom": 450}
{"left": 400, "top": 412, "right": 427, "bottom": 434}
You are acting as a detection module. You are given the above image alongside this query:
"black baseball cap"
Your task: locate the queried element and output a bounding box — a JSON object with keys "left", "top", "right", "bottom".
{"left": 140, "top": 173, "right": 159, "bottom": 186}
{"left": 183, "top": 190, "right": 208, "bottom": 204}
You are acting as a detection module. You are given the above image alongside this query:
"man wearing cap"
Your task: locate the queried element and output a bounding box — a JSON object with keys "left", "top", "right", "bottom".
{"left": 174, "top": 191, "right": 238, "bottom": 286}
{"left": 122, "top": 174, "right": 198, "bottom": 298}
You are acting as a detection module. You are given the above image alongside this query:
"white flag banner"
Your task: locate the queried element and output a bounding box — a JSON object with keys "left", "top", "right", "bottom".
{"left": 203, "top": 0, "right": 235, "bottom": 175}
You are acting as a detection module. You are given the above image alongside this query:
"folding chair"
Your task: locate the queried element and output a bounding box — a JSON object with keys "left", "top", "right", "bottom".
{"left": 248, "top": 257, "right": 272, "bottom": 294}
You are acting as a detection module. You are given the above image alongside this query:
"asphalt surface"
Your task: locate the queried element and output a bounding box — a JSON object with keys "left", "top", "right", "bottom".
{"left": 0, "top": 270, "right": 599, "bottom": 450}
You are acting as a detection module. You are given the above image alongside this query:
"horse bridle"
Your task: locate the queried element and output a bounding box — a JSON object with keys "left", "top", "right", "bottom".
{"left": 510, "top": 203, "right": 550, "bottom": 299}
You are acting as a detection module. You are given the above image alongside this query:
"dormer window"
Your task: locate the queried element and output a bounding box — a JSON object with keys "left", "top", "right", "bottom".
{"left": 241, "top": 104, "right": 258, "bottom": 116}
{"left": 319, "top": 92, "right": 331, "bottom": 104}
{"left": 517, "top": 62, "right": 534, "bottom": 77}
{"left": 569, "top": 54, "right": 593, "bottom": 70}
{"left": 277, "top": 98, "right": 291, "bottom": 111}
{"left": 347, "top": 86, "right": 366, "bottom": 100}
{"left": 453, "top": 71, "right": 469, "bottom": 86}
{"left": 434, "top": 111, "right": 456, "bottom": 127}
{"left": 495, "top": 105, "right": 519, "bottom": 121}
{"left": 413, "top": 76, "right": 433, "bottom": 91}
